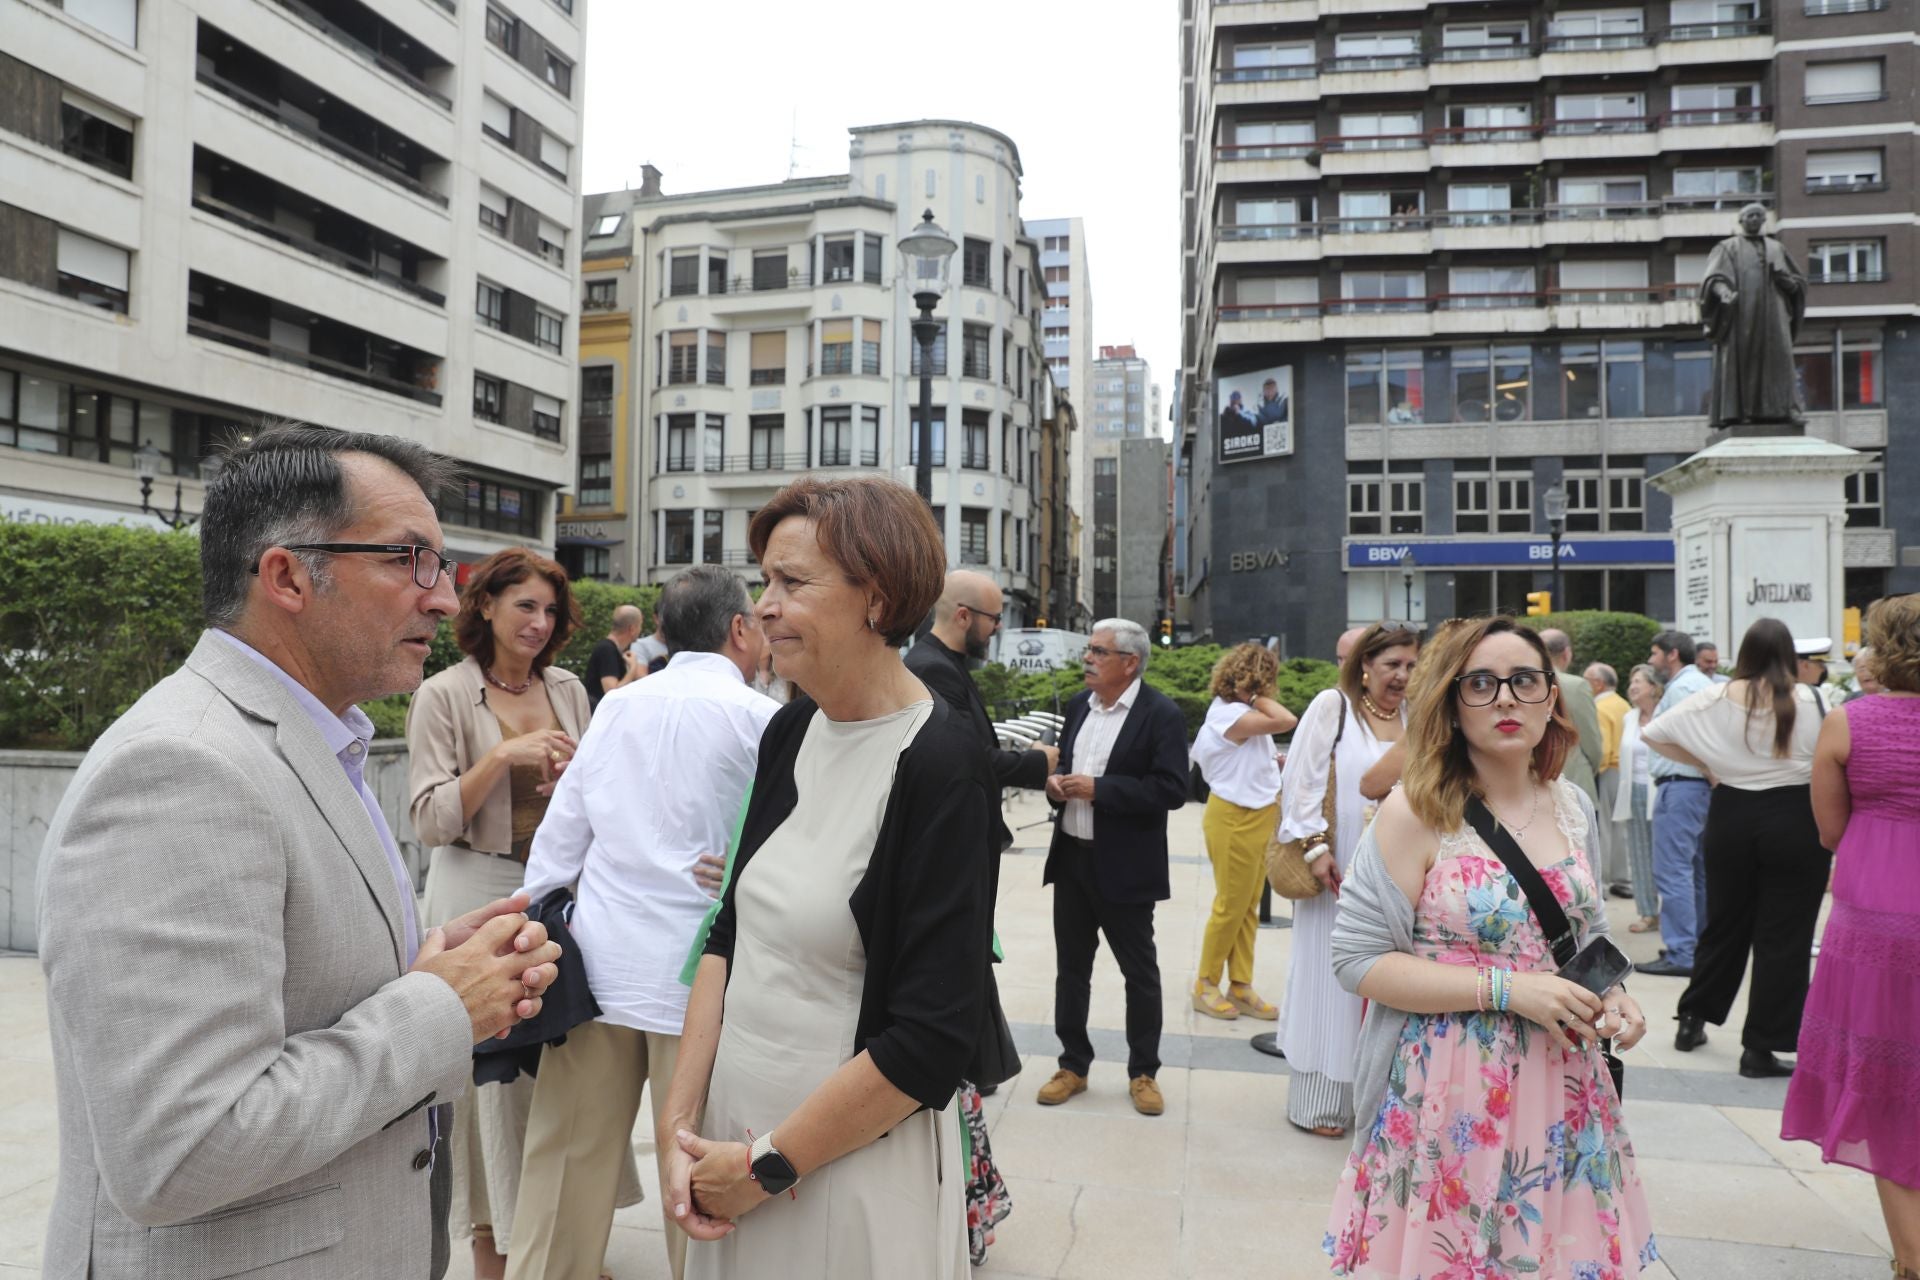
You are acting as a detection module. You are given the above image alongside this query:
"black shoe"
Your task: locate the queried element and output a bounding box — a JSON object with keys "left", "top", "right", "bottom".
{"left": 1674, "top": 1016, "right": 1708, "bottom": 1052}
{"left": 1639, "top": 958, "right": 1694, "bottom": 978}
{"left": 1608, "top": 884, "right": 1635, "bottom": 900}
{"left": 1739, "top": 1049, "right": 1794, "bottom": 1079}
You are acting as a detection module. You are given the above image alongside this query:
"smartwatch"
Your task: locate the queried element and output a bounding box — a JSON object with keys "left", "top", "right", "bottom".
{"left": 749, "top": 1131, "right": 800, "bottom": 1197}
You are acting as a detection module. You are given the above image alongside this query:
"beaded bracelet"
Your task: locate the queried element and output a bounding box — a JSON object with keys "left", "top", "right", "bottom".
{"left": 1497, "top": 969, "right": 1514, "bottom": 1013}
{"left": 1475, "top": 967, "right": 1489, "bottom": 1013}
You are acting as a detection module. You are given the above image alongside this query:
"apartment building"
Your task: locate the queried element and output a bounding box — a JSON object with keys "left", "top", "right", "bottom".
{"left": 1085, "top": 344, "right": 1168, "bottom": 623}
{"left": 1178, "top": 0, "right": 1917, "bottom": 656}
{"left": 1027, "top": 214, "right": 1096, "bottom": 621}
{"left": 0, "top": 0, "right": 585, "bottom": 563}
{"left": 577, "top": 121, "right": 1056, "bottom": 623}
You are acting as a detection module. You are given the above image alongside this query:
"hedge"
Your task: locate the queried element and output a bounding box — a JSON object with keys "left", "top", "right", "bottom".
{"left": 1515, "top": 611, "right": 1663, "bottom": 685}
{"left": 0, "top": 521, "right": 659, "bottom": 751}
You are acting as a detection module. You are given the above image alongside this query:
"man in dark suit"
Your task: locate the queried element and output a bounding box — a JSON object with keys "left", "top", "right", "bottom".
{"left": 1037, "top": 619, "right": 1189, "bottom": 1117}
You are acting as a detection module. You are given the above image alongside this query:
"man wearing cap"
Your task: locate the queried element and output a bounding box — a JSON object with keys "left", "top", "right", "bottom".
{"left": 1796, "top": 637, "right": 1834, "bottom": 716}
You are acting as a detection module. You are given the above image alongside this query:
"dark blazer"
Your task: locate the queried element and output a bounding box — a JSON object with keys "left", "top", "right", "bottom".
{"left": 1044, "top": 681, "right": 1190, "bottom": 904}
{"left": 905, "top": 633, "right": 1051, "bottom": 852}
{"left": 705, "top": 695, "right": 994, "bottom": 1110}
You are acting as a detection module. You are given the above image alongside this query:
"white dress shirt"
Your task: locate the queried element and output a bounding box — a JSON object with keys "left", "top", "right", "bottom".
{"left": 1063, "top": 677, "right": 1141, "bottom": 839}
{"left": 522, "top": 651, "right": 778, "bottom": 1034}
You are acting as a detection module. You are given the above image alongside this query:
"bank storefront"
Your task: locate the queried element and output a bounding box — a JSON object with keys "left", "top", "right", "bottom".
{"left": 1344, "top": 537, "right": 1679, "bottom": 629}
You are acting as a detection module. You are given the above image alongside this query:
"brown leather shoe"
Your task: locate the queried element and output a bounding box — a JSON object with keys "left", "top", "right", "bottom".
{"left": 1130, "top": 1075, "right": 1165, "bottom": 1116}
{"left": 1036, "top": 1069, "right": 1088, "bottom": 1106}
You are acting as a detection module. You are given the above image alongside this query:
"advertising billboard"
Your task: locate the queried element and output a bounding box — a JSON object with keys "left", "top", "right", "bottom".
{"left": 1216, "top": 365, "right": 1293, "bottom": 464}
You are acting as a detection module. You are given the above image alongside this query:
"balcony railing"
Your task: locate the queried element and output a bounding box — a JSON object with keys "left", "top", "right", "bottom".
{"left": 196, "top": 69, "right": 448, "bottom": 206}
{"left": 817, "top": 448, "right": 881, "bottom": 467}
{"left": 1219, "top": 222, "right": 1319, "bottom": 240}
{"left": 1319, "top": 133, "right": 1426, "bottom": 152}
{"left": 1809, "top": 271, "right": 1889, "bottom": 285}
{"left": 1664, "top": 19, "right": 1769, "bottom": 38}
{"left": 1433, "top": 43, "right": 1534, "bottom": 62}
{"left": 267, "top": 0, "right": 453, "bottom": 108}
{"left": 1322, "top": 53, "right": 1426, "bottom": 72}
{"left": 1665, "top": 105, "right": 1771, "bottom": 127}
{"left": 710, "top": 451, "right": 811, "bottom": 473}
{"left": 1545, "top": 115, "right": 1657, "bottom": 136}
{"left": 1216, "top": 64, "right": 1316, "bottom": 83}
{"left": 1430, "top": 208, "right": 1547, "bottom": 227}
{"left": 1326, "top": 296, "right": 1433, "bottom": 314}
{"left": 1542, "top": 31, "right": 1654, "bottom": 51}
{"left": 189, "top": 317, "right": 443, "bottom": 404}
{"left": 1214, "top": 142, "right": 1315, "bottom": 160}
{"left": 193, "top": 193, "right": 446, "bottom": 306}
{"left": 1544, "top": 200, "right": 1663, "bottom": 220}
{"left": 581, "top": 295, "right": 618, "bottom": 311}
{"left": 1546, "top": 286, "right": 1675, "bottom": 305}
{"left": 1805, "top": 176, "right": 1886, "bottom": 194}
{"left": 1218, "top": 302, "right": 1321, "bottom": 320}
{"left": 1429, "top": 125, "right": 1543, "bottom": 144}
{"left": 1664, "top": 191, "right": 1775, "bottom": 210}
{"left": 1806, "top": 0, "right": 1885, "bottom": 11}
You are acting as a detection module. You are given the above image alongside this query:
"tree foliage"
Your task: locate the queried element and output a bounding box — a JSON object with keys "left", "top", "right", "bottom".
{"left": 1516, "top": 610, "right": 1663, "bottom": 685}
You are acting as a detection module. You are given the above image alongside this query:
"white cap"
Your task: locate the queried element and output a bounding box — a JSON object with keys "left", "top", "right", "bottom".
{"left": 1794, "top": 637, "right": 1834, "bottom": 659}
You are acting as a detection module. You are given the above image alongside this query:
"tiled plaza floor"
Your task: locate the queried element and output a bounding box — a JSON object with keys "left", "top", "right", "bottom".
{"left": 0, "top": 792, "right": 1895, "bottom": 1278}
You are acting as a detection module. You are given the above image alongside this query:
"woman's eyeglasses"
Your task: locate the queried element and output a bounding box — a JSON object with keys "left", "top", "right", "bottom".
{"left": 1453, "top": 669, "right": 1554, "bottom": 707}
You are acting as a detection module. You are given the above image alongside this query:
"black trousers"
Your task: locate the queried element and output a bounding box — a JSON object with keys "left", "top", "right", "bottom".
{"left": 1053, "top": 837, "right": 1162, "bottom": 1079}
{"left": 1677, "top": 784, "right": 1831, "bottom": 1052}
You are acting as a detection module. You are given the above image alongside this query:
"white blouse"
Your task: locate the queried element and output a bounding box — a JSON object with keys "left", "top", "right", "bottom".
{"left": 1640, "top": 681, "right": 1821, "bottom": 791}
{"left": 1192, "top": 696, "right": 1282, "bottom": 809}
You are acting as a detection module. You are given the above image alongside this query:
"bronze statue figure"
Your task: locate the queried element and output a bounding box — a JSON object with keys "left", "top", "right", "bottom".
{"left": 1700, "top": 203, "right": 1807, "bottom": 432}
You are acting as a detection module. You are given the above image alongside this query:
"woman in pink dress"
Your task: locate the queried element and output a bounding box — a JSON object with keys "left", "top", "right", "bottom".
{"left": 1784, "top": 594, "right": 1920, "bottom": 1279}
{"left": 1326, "top": 617, "right": 1657, "bottom": 1278}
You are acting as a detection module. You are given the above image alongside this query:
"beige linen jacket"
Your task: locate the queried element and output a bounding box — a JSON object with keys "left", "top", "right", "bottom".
{"left": 406, "top": 656, "right": 590, "bottom": 855}
{"left": 36, "top": 631, "right": 475, "bottom": 1279}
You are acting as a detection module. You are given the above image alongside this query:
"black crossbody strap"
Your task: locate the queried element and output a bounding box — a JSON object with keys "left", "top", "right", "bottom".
{"left": 1464, "top": 796, "right": 1578, "bottom": 968}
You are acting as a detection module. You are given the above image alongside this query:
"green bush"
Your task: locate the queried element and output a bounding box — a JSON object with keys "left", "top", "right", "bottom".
{"left": 1517, "top": 611, "right": 1662, "bottom": 684}
{"left": 0, "top": 523, "right": 205, "bottom": 751}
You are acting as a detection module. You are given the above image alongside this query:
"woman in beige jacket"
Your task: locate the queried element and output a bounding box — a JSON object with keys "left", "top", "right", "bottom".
{"left": 407, "top": 548, "right": 636, "bottom": 1279}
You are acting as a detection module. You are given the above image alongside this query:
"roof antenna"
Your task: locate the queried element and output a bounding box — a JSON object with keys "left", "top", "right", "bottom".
{"left": 786, "top": 109, "right": 802, "bottom": 179}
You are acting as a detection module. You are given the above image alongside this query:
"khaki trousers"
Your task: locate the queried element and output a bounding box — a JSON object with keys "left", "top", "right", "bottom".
{"left": 507, "top": 1020, "right": 685, "bottom": 1280}
{"left": 1198, "top": 794, "right": 1276, "bottom": 989}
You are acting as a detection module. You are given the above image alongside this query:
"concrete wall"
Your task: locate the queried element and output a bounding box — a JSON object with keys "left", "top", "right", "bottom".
{"left": 0, "top": 741, "right": 422, "bottom": 954}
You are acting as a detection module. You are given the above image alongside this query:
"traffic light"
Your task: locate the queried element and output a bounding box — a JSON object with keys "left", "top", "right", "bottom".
{"left": 1034, "top": 617, "right": 1046, "bottom": 629}
{"left": 1525, "top": 591, "right": 1553, "bottom": 617}
{"left": 1160, "top": 618, "right": 1174, "bottom": 646}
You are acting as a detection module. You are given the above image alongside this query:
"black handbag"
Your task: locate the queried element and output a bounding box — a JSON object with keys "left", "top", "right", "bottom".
{"left": 1463, "top": 798, "right": 1627, "bottom": 1098}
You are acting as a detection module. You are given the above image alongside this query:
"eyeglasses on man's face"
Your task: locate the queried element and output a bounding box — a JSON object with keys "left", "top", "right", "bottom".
{"left": 255, "top": 543, "right": 456, "bottom": 591}
{"left": 1454, "top": 668, "right": 1555, "bottom": 707}
{"left": 1084, "top": 644, "right": 1129, "bottom": 661}
{"left": 960, "top": 602, "right": 1003, "bottom": 625}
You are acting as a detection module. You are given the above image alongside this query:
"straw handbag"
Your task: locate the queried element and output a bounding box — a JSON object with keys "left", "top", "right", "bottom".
{"left": 1265, "top": 695, "right": 1347, "bottom": 901}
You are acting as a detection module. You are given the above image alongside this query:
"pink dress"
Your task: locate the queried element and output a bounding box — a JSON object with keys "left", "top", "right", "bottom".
{"left": 1325, "top": 784, "right": 1659, "bottom": 1279}
{"left": 1782, "top": 694, "right": 1920, "bottom": 1188}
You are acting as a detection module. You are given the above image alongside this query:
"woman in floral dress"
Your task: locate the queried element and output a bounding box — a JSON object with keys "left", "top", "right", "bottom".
{"left": 1326, "top": 617, "right": 1659, "bottom": 1279}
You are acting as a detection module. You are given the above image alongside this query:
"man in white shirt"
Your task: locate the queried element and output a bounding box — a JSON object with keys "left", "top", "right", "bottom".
{"left": 508, "top": 567, "right": 777, "bottom": 1280}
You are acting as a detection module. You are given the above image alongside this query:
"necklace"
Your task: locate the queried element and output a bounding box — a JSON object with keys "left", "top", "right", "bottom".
{"left": 1489, "top": 785, "right": 1543, "bottom": 839}
{"left": 1359, "top": 691, "right": 1398, "bottom": 721}
{"left": 484, "top": 666, "right": 535, "bottom": 695}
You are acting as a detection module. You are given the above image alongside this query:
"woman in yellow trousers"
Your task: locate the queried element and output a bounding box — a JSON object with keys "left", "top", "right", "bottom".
{"left": 1191, "top": 644, "right": 1298, "bottom": 1019}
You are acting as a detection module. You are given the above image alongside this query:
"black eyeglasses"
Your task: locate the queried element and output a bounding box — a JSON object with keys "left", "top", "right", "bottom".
{"left": 959, "top": 602, "right": 1003, "bottom": 624}
{"left": 1454, "top": 668, "right": 1555, "bottom": 707}
{"left": 255, "top": 543, "right": 456, "bottom": 590}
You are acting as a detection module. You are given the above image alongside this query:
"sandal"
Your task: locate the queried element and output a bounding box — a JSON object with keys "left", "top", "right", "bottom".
{"left": 1628, "top": 915, "right": 1660, "bottom": 933}
{"left": 1226, "top": 985, "right": 1279, "bottom": 1020}
{"left": 1290, "top": 1120, "right": 1347, "bottom": 1139}
{"left": 1192, "top": 985, "right": 1239, "bottom": 1020}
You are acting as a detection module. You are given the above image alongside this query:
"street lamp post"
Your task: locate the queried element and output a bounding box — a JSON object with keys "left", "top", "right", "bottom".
{"left": 1544, "top": 481, "right": 1568, "bottom": 613}
{"left": 1400, "top": 550, "right": 1415, "bottom": 621}
{"left": 133, "top": 443, "right": 215, "bottom": 531}
{"left": 896, "top": 210, "right": 956, "bottom": 505}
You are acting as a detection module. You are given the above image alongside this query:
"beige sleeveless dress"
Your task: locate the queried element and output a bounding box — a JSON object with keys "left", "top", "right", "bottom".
{"left": 687, "top": 700, "right": 969, "bottom": 1280}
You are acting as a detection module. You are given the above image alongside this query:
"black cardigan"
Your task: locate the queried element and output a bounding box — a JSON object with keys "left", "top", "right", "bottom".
{"left": 703, "top": 695, "right": 995, "bottom": 1111}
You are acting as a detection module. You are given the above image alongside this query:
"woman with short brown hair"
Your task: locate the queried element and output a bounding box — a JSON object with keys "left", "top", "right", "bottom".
{"left": 659, "top": 476, "right": 996, "bottom": 1280}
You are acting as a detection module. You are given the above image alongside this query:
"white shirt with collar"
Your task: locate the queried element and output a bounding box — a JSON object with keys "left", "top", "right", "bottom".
{"left": 522, "top": 650, "right": 778, "bottom": 1034}
{"left": 1063, "top": 677, "right": 1142, "bottom": 840}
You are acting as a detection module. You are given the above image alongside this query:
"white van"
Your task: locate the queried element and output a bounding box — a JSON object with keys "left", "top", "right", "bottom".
{"left": 989, "top": 627, "right": 1090, "bottom": 673}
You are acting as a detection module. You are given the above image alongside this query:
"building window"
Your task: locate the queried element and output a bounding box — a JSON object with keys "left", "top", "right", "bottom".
{"left": 821, "top": 320, "right": 853, "bottom": 375}
{"left": 823, "top": 236, "right": 855, "bottom": 283}
{"left": 479, "top": 185, "right": 509, "bottom": 236}
{"left": 534, "top": 308, "right": 563, "bottom": 353}
{"left": 819, "top": 405, "right": 853, "bottom": 465}
{"left": 750, "top": 331, "right": 784, "bottom": 385}
{"left": 1454, "top": 474, "right": 1490, "bottom": 533}
{"left": 861, "top": 320, "right": 882, "bottom": 376}
{"left": 750, "top": 414, "right": 784, "bottom": 470}
{"left": 959, "top": 508, "right": 989, "bottom": 564}
{"left": 702, "top": 509, "right": 722, "bottom": 563}
{"left": 1844, "top": 455, "right": 1883, "bottom": 527}
{"left": 544, "top": 51, "right": 572, "bottom": 97}
{"left": 1547, "top": 8, "right": 1645, "bottom": 46}
{"left": 581, "top": 365, "right": 613, "bottom": 418}
{"left": 1806, "top": 149, "right": 1885, "bottom": 191}
{"left": 705, "top": 331, "right": 726, "bottom": 385}
{"left": 962, "top": 238, "right": 992, "bottom": 288}
{"left": 1557, "top": 259, "right": 1650, "bottom": 303}
{"left": 59, "top": 93, "right": 134, "bottom": 179}
{"left": 578, "top": 454, "right": 611, "bottom": 506}
{"left": 538, "top": 130, "right": 569, "bottom": 178}
{"left": 485, "top": 6, "right": 516, "bottom": 53}
{"left": 55, "top": 229, "right": 130, "bottom": 313}
{"left": 1335, "top": 111, "right": 1423, "bottom": 145}
{"left": 537, "top": 217, "right": 565, "bottom": 267}
{"left": 441, "top": 477, "right": 539, "bottom": 538}
{"left": 593, "top": 212, "right": 622, "bottom": 237}
{"left": 669, "top": 252, "right": 699, "bottom": 296}
{"left": 664, "top": 414, "right": 695, "bottom": 472}
{"left": 662, "top": 510, "right": 693, "bottom": 564}
{"left": 1386, "top": 478, "right": 1423, "bottom": 535}
{"left": 531, "top": 392, "right": 561, "bottom": 440}
{"left": 1560, "top": 339, "right": 1644, "bottom": 418}
{"left": 1339, "top": 271, "right": 1425, "bottom": 311}
{"left": 1349, "top": 478, "right": 1383, "bottom": 535}
{"left": 1446, "top": 266, "right": 1535, "bottom": 306}
{"left": 1809, "top": 240, "right": 1885, "bottom": 284}
{"left": 1609, "top": 465, "right": 1646, "bottom": 531}
{"left": 1562, "top": 470, "right": 1603, "bottom": 533}
{"left": 703, "top": 413, "right": 724, "bottom": 470}
{"left": 910, "top": 323, "right": 948, "bottom": 376}
{"left": 1669, "top": 82, "right": 1760, "bottom": 124}
{"left": 1452, "top": 345, "right": 1530, "bottom": 421}
{"left": 909, "top": 410, "right": 946, "bottom": 465}
{"left": 962, "top": 409, "right": 990, "bottom": 470}
{"left": 1346, "top": 349, "right": 1425, "bottom": 425}
{"left": 962, "top": 323, "right": 992, "bottom": 379}
{"left": 1844, "top": 330, "right": 1882, "bottom": 407}
{"left": 667, "top": 331, "right": 697, "bottom": 384}
{"left": 481, "top": 91, "right": 512, "bottom": 143}
{"left": 861, "top": 406, "right": 881, "bottom": 464}
{"left": 752, "top": 250, "right": 788, "bottom": 291}
{"left": 476, "top": 280, "right": 505, "bottom": 330}
{"left": 473, "top": 373, "right": 503, "bottom": 423}
{"left": 1497, "top": 471, "right": 1533, "bottom": 532}
{"left": 1806, "top": 60, "right": 1884, "bottom": 105}
{"left": 863, "top": 234, "right": 884, "bottom": 284}
{"left": 1671, "top": 167, "right": 1761, "bottom": 203}
{"left": 583, "top": 278, "right": 616, "bottom": 310}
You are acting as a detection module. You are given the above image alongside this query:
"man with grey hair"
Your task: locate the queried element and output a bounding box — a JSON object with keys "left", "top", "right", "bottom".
{"left": 1037, "top": 619, "right": 1190, "bottom": 1117}
{"left": 1336, "top": 625, "right": 1368, "bottom": 665}
{"left": 511, "top": 566, "right": 775, "bottom": 1280}
{"left": 1696, "top": 641, "right": 1730, "bottom": 684}
{"left": 1586, "top": 661, "right": 1634, "bottom": 896}
{"left": 38, "top": 423, "right": 562, "bottom": 1279}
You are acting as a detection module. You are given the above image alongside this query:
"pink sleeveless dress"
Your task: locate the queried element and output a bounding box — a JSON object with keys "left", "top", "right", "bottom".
{"left": 1781, "top": 694, "right": 1920, "bottom": 1188}
{"left": 1325, "top": 784, "right": 1658, "bottom": 1278}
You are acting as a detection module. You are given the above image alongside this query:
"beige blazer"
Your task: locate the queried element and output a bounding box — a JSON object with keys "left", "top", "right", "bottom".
{"left": 406, "top": 656, "right": 590, "bottom": 855}
{"left": 37, "top": 631, "right": 475, "bottom": 1279}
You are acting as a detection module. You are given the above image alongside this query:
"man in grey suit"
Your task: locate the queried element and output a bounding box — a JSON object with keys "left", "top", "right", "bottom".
{"left": 37, "top": 424, "right": 564, "bottom": 1280}
{"left": 1541, "top": 627, "right": 1605, "bottom": 808}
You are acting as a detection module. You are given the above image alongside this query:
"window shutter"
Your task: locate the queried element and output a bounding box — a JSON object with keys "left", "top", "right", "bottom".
{"left": 482, "top": 92, "right": 512, "bottom": 136}
{"left": 58, "top": 229, "right": 129, "bottom": 290}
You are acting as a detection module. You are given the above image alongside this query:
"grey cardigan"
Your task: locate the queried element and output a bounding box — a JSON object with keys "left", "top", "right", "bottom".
{"left": 1329, "top": 781, "right": 1610, "bottom": 1154}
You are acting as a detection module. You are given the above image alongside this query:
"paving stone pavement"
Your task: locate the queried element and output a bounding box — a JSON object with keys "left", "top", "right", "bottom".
{"left": 0, "top": 792, "right": 1895, "bottom": 1278}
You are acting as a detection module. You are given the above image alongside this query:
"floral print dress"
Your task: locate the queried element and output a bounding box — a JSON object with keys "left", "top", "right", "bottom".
{"left": 1325, "top": 783, "right": 1658, "bottom": 1279}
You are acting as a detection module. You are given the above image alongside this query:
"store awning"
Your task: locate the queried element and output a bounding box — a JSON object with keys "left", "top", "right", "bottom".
{"left": 557, "top": 534, "right": 625, "bottom": 548}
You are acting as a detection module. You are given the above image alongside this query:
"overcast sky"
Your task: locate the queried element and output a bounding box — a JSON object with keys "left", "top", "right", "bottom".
{"left": 579, "top": 0, "right": 1182, "bottom": 432}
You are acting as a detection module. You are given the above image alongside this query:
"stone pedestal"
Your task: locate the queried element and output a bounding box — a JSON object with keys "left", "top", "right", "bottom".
{"left": 1649, "top": 437, "right": 1867, "bottom": 653}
